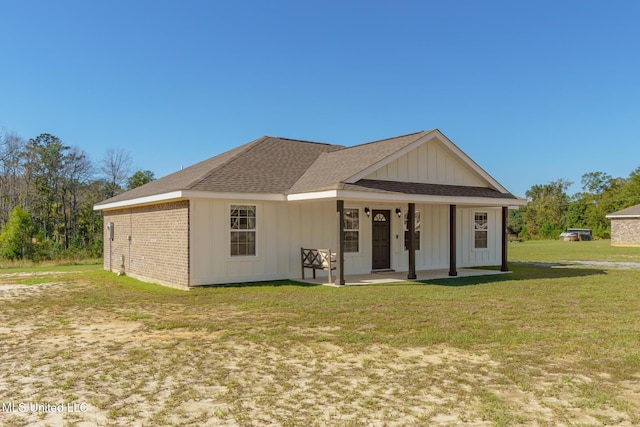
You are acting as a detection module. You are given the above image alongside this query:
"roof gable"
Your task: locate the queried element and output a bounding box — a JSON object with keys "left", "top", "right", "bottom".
{"left": 363, "top": 134, "right": 485, "bottom": 187}
{"left": 288, "top": 131, "right": 430, "bottom": 194}
{"left": 288, "top": 129, "right": 508, "bottom": 195}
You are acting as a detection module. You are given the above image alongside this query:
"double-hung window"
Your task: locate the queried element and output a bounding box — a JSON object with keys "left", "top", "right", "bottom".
{"left": 343, "top": 208, "right": 359, "bottom": 253}
{"left": 230, "top": 205, "right": 256, "bottom": 256}
{"left": 403, "top": 210, "right": 421, "bottom": 251}
{"left": 474, "top": 212, "right": 488, "bottom": 249}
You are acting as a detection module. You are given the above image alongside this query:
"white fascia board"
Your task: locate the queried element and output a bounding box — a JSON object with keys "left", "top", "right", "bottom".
{"left": 94, "top": 191, "right": 185, "bottom": 211}
{"left": 287, "top": 189, "right": 526, "bottom": 207}
{"left": 606, "top": 214, "right": 640, "bottom": 219}
{"left": 435, "top": 131, "right": 510, "bottom": 194}
{"left": 334, "top": 190, "right": 526, "bottom": 207}
{"left": 287, "top": 190, "right": 338, "bottom": 201}
{"left": 95, "top": 190, "right": 286, "bottom": 211}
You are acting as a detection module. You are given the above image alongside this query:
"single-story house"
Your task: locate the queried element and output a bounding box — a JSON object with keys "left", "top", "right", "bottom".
{"left": 94, "top": 129, "right": 526, "bottom": 289}
{"left": 606, "top": 204, "right": 640, "bottom": 247}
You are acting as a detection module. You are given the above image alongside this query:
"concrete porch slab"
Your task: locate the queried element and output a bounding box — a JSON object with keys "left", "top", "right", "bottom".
{"left": 300, "top": 268, "right": 509, "bottom": 286}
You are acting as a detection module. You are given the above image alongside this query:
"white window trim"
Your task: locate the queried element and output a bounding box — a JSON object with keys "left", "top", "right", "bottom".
{"left": 473, "top": 211, "right": 489, "bottom": 251}
{"left": 403, "top": 209, "right": 422, "bottom": 252}
{"left": 229, "top": 203, "right": 258, "bottom": 258}
{"left": 343, "top": 207, "right": 361, "bottom": 254}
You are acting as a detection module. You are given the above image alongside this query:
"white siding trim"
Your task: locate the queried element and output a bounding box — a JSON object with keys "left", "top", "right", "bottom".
{"left": 287, "top": 190, "right": 339, "bottom": 201}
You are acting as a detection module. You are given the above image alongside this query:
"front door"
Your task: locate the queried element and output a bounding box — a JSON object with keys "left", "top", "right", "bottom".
{"left": 372, "top": 210, "right": 391, "bottom": 270}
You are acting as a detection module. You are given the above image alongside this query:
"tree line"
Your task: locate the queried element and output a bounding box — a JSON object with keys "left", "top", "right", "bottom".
{"left": 509, "top": 167, "right": 640, "bottom": 240}
{"left": 0, "top": 129, "right": 154, "bottom": 261}
{"left": 1, "top": 127, "right": 637, "bottom": 261}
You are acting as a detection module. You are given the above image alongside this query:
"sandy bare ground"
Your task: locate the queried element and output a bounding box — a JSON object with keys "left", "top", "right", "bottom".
{"left": 1, "top": 278, "right": 639, "bottom": 426}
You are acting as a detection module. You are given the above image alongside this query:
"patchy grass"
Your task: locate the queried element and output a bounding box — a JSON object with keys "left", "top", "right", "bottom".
{"left": 0, "top": 246, "right": 639, "bottom": 425}
{"left": 0, "top": 258, "right": 101, "bottom": 271}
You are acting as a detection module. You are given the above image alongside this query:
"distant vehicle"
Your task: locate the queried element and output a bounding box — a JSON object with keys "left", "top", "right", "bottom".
{"left": 559, "top": 228, "right": 592, "bottom": 241}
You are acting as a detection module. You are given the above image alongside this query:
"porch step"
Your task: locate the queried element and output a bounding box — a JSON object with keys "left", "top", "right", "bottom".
{"left": 371, "top": 269, "right": 396, "bottom": 274}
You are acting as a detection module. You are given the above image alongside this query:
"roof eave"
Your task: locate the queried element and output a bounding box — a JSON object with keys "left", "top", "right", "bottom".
{"left": 95, "top": 190, "right": 286, "bottom": 210}
{"left": 287, "top": 189, "right": 525, "bottom": 206}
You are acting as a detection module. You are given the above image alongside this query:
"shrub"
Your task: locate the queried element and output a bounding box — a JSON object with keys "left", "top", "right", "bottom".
{"left": 0, "top": 207, "right": 34, "bottom": 260}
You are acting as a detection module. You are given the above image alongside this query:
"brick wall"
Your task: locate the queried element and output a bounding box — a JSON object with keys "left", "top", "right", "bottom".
{"left": 610, "top": 217, "right": 640, "bottom": 247}
{"left": 103, "top": 201, "right": 190, "bottom": 288}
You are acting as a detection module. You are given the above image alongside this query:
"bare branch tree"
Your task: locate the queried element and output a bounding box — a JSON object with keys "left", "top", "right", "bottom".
{"left": 100, "top": 147, "right": 132, "bottom": 198}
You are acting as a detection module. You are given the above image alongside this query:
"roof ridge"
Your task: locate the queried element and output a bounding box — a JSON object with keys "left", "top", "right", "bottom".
{"left": 270, "top": 136, "right": 335, "bottom": 146}
{"left": 330, "top": 130, "right": 428, "bottom": 152}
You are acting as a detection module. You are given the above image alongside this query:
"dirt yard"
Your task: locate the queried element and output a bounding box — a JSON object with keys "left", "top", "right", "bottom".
{"left": 1, "top": 269, "right": 639, "bottom": 426}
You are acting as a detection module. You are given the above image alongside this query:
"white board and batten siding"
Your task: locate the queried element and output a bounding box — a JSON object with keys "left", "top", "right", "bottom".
{"left": 190, "top": 198, "right": 337, "bottom": 286}
{"left": 365, "top": 138, "right": 485, "bottom": 187}
{"left": 190, "top": 198, "right": 504, "bottom": 286}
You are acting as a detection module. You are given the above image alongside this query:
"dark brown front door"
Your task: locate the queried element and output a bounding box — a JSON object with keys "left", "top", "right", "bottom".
{"left": 372, "top": 210, "right": 391, "bottom": 270}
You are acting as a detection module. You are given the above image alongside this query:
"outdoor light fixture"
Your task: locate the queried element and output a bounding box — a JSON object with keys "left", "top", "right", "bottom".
{"left": 395, "top": 208, "right": 402, "bottom": 218}
{"left": 364, "top": 207, "right": 371, "bottom": 217}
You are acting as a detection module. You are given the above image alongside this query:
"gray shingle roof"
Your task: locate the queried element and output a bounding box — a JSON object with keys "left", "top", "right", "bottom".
{"left": 96, "top": 130, "right": 518, "bottom": 208}
{"left": 343, "top": 179, "right": 518, "bottom": 199}
{"left": 607, "top": 204, "right": 640, "bottom": 217}
{"left": 98, "top": 136, "right": 342, "bottom": 205}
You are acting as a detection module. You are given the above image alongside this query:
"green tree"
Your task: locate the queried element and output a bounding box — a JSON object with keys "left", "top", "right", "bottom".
{"left": 127, "top": 170, "right": 155, "bottom": 190}
{"left": 24, "top": 134, "right": 69, "bottom": 242}
{"left": 0, "top": 206, "right": 33, "bottom": 259}
{"left": 618, "top": 166, "right": 640, "bottom": 208}
{"left": 521, "top": 179, "right": 571, "bottom": 239}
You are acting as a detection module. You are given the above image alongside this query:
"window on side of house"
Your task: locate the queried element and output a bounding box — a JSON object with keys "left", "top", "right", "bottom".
{"left": 403, "top": 210, "right": 421, "bottom": 251}
{"left": 230, "top": 205, "right": 256, "bottom": 256}
{"left": 474, "top": 211, "right": 488, "bottom": 249}
{"left": 343, "top": 208, "right": 359, "bottom": 253}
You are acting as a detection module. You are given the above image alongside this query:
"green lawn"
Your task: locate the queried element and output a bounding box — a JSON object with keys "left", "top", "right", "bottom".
{"left": 509, "top": 238, "right": 640, "bottom": 263}
{"left": 1, "top": 243, "right": 639, "bottom": 426}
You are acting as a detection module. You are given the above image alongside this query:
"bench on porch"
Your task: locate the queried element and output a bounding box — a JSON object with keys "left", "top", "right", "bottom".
{"left": 300, "top": 248, "right": 336, "bottom": 283}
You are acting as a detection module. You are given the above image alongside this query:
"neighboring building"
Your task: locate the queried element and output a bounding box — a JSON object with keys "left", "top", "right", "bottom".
{"left": 606, "top": 204, "right": 640, "bottom": 247}
{"left": 94, "top": 129, "right": 526, "bottom": 289}
{"left": 559, "top": 228, "right": 592, "bottom": 241}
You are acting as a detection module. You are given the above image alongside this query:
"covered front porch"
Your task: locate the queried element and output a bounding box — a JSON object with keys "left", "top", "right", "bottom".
{"left": 329, "top": 199, "right": 512, "bottom": 286}
{"left": 299, "top": 267, "right": 509, "bottom": 286}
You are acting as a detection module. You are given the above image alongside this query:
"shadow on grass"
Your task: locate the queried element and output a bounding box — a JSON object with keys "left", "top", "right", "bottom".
{"left": 422, "top": 263, "right": 607, "bottom": 287}
{"left": 195, "top": 265, "right": 608, "bottom": 289}
{"left": 198, "top": 280, "right": 319, "bottom": 289}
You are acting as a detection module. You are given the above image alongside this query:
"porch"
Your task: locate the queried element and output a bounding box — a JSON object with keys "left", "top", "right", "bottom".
{"left": 299, "top": 268, "right": 509, "bottom": 286}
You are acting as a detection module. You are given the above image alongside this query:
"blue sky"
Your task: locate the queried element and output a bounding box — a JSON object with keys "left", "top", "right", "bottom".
{"left": 1, "top": 0, "right": 638, "bottom": 197}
